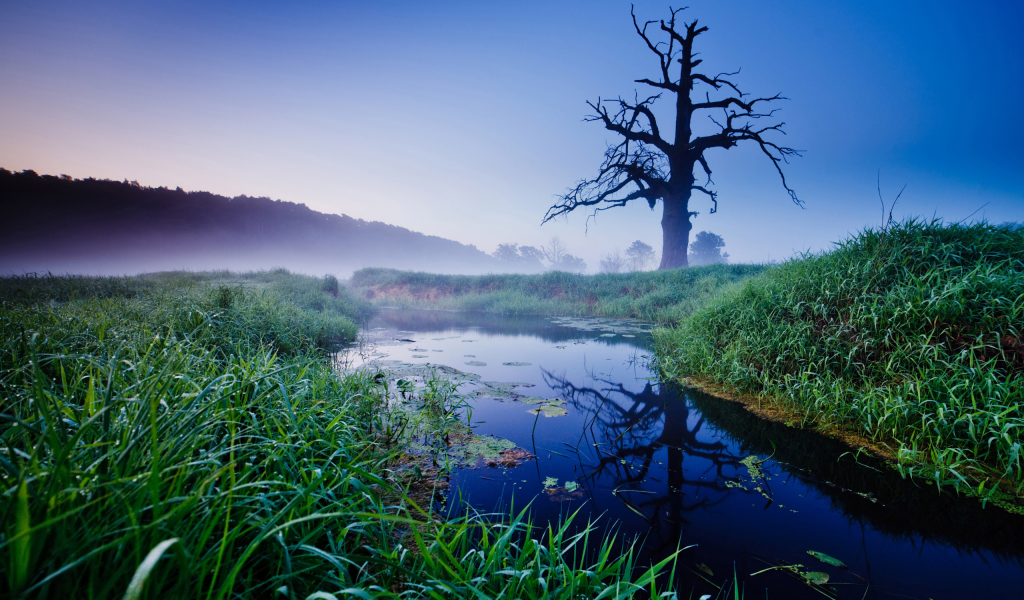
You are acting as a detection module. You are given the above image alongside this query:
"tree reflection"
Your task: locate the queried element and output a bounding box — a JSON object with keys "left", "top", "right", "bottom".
{"left": 541, "top": 368, "right": 743, "bottom": 553}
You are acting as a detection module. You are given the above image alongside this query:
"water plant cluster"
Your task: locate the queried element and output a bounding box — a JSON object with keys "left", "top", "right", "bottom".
{"left": 0, "top": 271, "right": 684, "bottom": 598}
{"left": 655, "top": 220, "right": 1024, "bottom": 505}
{"left": 350, "top": 264, "right": 765, "bottom": 323}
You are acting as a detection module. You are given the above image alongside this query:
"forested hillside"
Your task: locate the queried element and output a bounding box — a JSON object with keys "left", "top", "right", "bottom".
{"left": 0, "top": 168, "right": 497, "bottom": 275}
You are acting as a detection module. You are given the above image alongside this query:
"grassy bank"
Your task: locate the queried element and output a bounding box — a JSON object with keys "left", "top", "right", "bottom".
{"left": 351, "top": 264, "right": 767, "bottom": 322}
{"left": 0, "top": 273, "right": 685, "bottom": 598}
{"left": 655, "top": 220, "right": 1024, "bottom": 504}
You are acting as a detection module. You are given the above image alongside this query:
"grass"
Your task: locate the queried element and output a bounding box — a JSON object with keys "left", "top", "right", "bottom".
{"left": 655, "top": 219, "right": 1024, "bottom": 505}
{"left": 350, "top": 264, "right": 767, "bottom": 323}
{"left": 0, "top": 272, "right": 690, "bottom": 598}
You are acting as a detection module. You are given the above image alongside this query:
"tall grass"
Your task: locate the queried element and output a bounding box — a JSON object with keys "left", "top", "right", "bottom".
{"left": 655, "top": 220, "right": 1024, "bottom": 503}
{"left": 351, "top": 264, "right": 766, "bottom": 323}
{"left": 0, "top": 274, "right": 686, "bottom": 598}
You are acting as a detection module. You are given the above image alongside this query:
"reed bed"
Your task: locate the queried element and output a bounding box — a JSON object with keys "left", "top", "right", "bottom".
{"left": 0, "top": 274, "right": 685, "bottom": 598}
{"left": 655, "top": 220, "right": 1024, "bottom": 504}
{"left": 350, "top": 264, "right": 765, "bottom": 323}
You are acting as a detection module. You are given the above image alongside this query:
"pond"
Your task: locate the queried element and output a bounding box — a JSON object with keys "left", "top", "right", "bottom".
{"left": 342, "top": 308, "right": 1024, "bottom": 599}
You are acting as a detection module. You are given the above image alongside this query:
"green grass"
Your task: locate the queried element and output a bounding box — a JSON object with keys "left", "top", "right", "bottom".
{"left": 0, "top": 272, "right": 689, "bottom": 598}
{"left": 655, "top": 220, "right": 1024, "bottom": 504}
{"left": 350, "top": 264, "right": 767, "bottom": 323}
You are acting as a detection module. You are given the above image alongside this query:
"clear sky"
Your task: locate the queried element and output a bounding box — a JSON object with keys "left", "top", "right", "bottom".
{"left": 2, "top": 0, "right": 1022, "bottom": 269}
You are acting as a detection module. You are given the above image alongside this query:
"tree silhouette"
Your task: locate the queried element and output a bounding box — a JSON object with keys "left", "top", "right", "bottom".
{"left": 544, "top": 6, "right": 801, "bottom": 269}
{"left": 542, "top": 236, "right": 588, "bottom": 273}
{"left": 599, "top": 249, "right": 625, "bottom": 273}
{"left": 624, "top": 240, "right": 656, "bottom": 271}
{"left": 688, "top": 231, "right": 728, "bottom": 265}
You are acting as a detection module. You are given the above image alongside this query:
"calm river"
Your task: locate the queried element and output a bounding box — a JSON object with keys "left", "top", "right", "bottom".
{"left": 344, "top": 308, "right": 1024, "bottom": 599}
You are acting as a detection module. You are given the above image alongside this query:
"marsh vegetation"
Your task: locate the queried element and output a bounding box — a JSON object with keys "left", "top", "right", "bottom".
{"left": 0, "top": 271, "right": 685, "bottom": 598}
{"left": 351, "top": 263, "right": 766, "bottom": 322}
{"left": 656, "top": 220, "right": 1024, "bottom": 507}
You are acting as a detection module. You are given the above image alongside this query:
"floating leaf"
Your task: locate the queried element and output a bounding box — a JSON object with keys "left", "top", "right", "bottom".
{"left": 564, "top": 481, "right": 578, "bottom": 492}
{"left": 502, "top": 362, "right": 532, "bottom": 366}
{"left": 528, "top": 405, "right": 567, "bottom": 417}
{"left": 697, "top": 563, "right": 714, "bottom": 577}
{"left": 464, "top": 361, "right": 487, "bottom": 367}
{"left": 807, "top": 550, "right": 847, "bottom": 569}
{"left": 543, "top": 476, "right": 558, "bottom": 489}
{"left": 803, "top": 571, "right": 829, "bottom": 585}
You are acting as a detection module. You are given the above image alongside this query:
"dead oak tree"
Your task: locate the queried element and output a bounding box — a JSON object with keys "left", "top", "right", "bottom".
{"left": 543, "top": 6, "right": 802, "bottom": 269}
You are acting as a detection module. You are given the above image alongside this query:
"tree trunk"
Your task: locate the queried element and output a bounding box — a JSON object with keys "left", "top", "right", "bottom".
{"left": 658, "top": 190, "right": 692, "bottom": 269}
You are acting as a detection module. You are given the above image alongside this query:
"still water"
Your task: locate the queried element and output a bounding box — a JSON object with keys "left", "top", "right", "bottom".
{"left": 345, "top": 308, "right": 1024, "bottom": 599}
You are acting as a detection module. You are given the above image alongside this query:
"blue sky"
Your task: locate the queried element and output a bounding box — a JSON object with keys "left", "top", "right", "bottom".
{"left": 2, "top": 0, "right": 1021, "bottom": 268}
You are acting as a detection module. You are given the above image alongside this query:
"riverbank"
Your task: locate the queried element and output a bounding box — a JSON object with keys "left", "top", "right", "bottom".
{"left": 655, "top": 220, "right": 1024, "bottom": 507}
{"left": 350, "top": 263, "right": 766, "bottom": 322}
{"left": 0, "top": 272, "right": 682, "bottom": 598}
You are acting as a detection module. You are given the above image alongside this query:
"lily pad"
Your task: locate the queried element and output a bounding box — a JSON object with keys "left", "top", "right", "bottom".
{"left": 464, "top": 355, "right": 476, "bottom": 358}
{"left": 412, "top": 355, "right": 428, "bottom": 358}
{"left": 480, "top": 381, "right": 535, "bottom": 392}
{"left": 807, "top": 551, "right": 846, "bottom": 569}
{"left": 564, "top": 481, "right": 578, "bottom": 492}
{"left": 803, "top": 571, "right": 829, "bottom": 585}
{"left": 465, "top": 361, "right": 487, "bottom": 367}
{"left": 528, "top": 404, "right": 568, "bottom": 417}
{"left": 502, "top": 362, "right": 532, "bottom": 367}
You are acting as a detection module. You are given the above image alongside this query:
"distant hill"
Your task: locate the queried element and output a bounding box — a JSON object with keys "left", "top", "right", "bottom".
{"left": 0, "top": 168, "right": 499, "bottom": 276}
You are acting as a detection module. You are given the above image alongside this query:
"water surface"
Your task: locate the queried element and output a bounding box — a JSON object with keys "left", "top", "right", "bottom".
{"left": 344, "top": 308, "right": 1024, "bottom": 599}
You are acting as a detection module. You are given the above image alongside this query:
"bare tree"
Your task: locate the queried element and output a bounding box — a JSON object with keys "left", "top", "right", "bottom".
{"left": 542, "top": 236, "right": 587, "bottom": 273}
{"left": 541, "top": 236, "right": 568, "bottom": 264}
{"left": 543, "top": 6, "right": 801, "bottom": 269}
{"left": 599, "top": 249, "right": 625, "bottom": 273}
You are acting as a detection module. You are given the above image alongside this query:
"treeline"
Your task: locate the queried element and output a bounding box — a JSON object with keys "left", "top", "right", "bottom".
{"left": 0, "top": 168, "right": 498, "bottom": 276}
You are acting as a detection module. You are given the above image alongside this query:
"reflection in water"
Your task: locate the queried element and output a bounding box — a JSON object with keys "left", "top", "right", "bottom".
{"left": 361, "top": 309, "right": 1024, "bottom": 599}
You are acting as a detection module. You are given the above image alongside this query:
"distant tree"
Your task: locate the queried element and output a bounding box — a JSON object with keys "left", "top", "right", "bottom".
{"left": 493, "top": 243, "right": 522, "bottom": 262}
{"left": 493, "top": 242, "right": 545, "bottom": 272}
{"left": 688, "top": 231, "right": 728, "bottom": 265}
{"left": 541, "top": 236, "right": 569, "bottom": 265}
{"left": 624, "top": 240, "right": 656, "bottom": 271}
{"left": 519, "top": 245, "right": 545, "bottom": 263}
{"left": 600, "top": 249, "right": 626, "bottom": 273}
{"left": 553, "top": 254, "right": 588, "bottom": 273}
{"left": 542, "top": 236, "right": 588, "bottom": 273}
{"left": 543, "top": 6, "right": 801, "bottom": 269}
